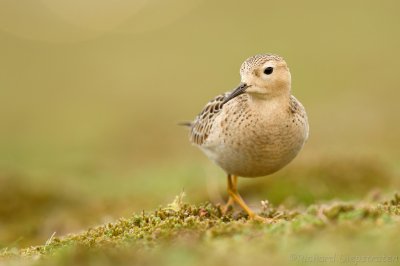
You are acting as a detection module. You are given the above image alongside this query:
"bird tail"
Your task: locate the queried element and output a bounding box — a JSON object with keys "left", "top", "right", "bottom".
{"left": 177, "top": 121, "right": 193, "bottom": 127}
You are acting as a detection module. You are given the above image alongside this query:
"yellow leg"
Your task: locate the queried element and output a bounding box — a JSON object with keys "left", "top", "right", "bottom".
{"left": 227, "top": 174, "right": 272, "bottom": 223}
{"left": 221, "top": 175, "right": 237, "bottom": 214}
{"left": 221, "top": 197, "right": 234, "bottom": 214}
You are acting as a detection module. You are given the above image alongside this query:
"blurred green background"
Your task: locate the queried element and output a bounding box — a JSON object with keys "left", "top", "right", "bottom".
{"left": 0, "top": 0, "right": 399, "bottom": 248}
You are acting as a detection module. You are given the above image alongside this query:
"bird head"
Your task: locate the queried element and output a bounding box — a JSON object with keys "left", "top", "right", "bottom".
{"left": 224, "top": 54, "right": 291, "bottom": 104}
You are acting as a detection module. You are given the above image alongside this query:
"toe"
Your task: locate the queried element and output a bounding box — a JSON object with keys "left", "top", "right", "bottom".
{"left": 251, "top": 214, "right": 275, "bottom": 223}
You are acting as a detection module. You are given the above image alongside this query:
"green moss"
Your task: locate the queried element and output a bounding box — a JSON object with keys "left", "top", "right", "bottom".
{"left": 1, "top": 192, "right": 400, "bottom": 266}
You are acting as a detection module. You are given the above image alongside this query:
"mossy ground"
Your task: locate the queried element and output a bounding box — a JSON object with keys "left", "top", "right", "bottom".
{"left": 2, "top": 192, "right": 400, "bottom": 266}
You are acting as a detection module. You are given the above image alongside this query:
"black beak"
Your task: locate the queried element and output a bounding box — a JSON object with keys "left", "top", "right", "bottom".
{"left": 223, "top": 83, "right": 250, "bottom": 104}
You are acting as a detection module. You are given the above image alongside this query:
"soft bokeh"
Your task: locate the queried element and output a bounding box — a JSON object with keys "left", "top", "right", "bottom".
{"left": 0, "top": 0, "right": 399, "bottom": 248}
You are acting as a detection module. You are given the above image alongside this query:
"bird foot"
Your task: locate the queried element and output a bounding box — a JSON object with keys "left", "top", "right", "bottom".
{"left": 249, "top": 214, "right": 275, "bottom": 223}
{"left": 220, "top": 198, "right": 234, "bottom": 215}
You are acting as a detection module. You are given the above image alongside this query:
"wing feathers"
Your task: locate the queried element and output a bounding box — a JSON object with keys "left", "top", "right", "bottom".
{"left": 189, "top": 92, "right": 229, "bottom": 145}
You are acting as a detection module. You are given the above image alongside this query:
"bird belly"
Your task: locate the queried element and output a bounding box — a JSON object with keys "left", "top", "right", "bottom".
{"left": 201, "top": 119, "right": 307, "bottom": 177}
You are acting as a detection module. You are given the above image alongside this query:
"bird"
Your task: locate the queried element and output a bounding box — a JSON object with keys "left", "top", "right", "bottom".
{"left": 184, "top": 54, "right": 309, "bottom": 222}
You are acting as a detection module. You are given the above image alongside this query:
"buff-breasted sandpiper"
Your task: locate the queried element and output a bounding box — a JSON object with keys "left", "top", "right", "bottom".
{"left": 184, "top": 54, "right": 309, "bottom": 222}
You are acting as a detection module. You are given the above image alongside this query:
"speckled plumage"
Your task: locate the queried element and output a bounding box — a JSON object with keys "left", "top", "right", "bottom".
{"left": 188, "top": 54, "right": 309, "bottom": 178}
{"left": 185, "top": 54, "right": 309, "bottom": 220}
{"left": 239, "top": 54, "right": 283, "bottom": 75}
{"left": 190, "top": 92, "right": 228, "bottom": 145}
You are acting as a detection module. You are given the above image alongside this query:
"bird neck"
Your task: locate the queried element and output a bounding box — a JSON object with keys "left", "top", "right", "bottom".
{"left": 249, "top": 92, "right": 291, "bottom": 113}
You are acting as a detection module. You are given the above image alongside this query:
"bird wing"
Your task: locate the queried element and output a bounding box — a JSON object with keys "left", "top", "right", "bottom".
{"left": 189, "top": 92, "right": 230, "bottom": 145}
{"left": 289, "top": 95, "right": 309, "bottom": 141}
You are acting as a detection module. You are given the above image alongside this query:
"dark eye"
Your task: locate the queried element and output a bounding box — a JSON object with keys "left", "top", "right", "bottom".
{"left": 263, "top": 67, "right": 273, "bottom": 75}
